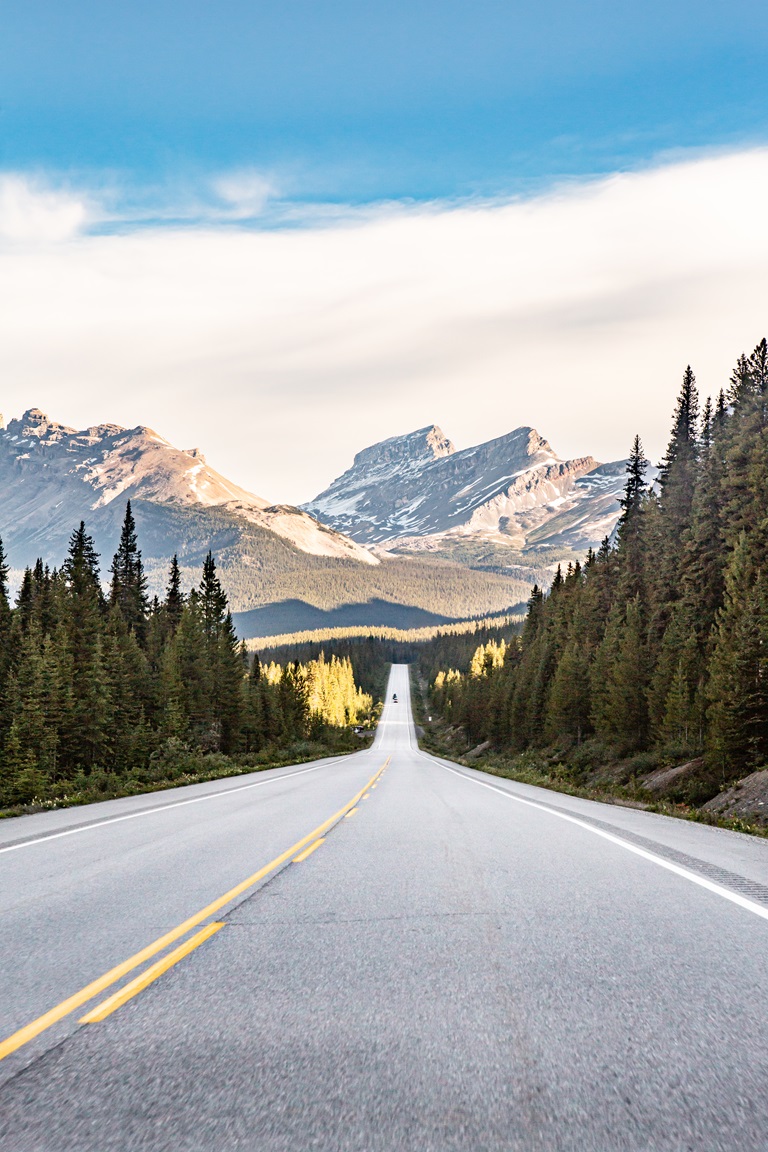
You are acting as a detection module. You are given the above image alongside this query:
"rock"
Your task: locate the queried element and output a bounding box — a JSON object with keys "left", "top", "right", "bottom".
{"left": 640, "top": 758, "right": 705, "bottom": 793}
{"left": 702, "top": 770, "right": 768, "bottom": 824}
{"left": 466, "top": 740, "right": 492, "bottom": 760}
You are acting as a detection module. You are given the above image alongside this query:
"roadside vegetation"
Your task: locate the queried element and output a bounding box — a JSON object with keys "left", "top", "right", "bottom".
{"left": 421, "top": 339, "right": 768, "bottom": 834}
{"left": 0, "top": 506, "right": 374, "bottom": 815}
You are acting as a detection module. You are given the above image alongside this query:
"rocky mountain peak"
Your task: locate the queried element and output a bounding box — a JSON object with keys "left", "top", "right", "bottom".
{"left": 0, "top": 407, "right": 379, "bottom": 576}
{"left": 352, "top": 425, "right": 455, "bottom": 471}
{"left": 7, "top": 408, "right": 75, "bottom": 439}
{"left": 305, "top": 421, "right": 630, "bottom": 553}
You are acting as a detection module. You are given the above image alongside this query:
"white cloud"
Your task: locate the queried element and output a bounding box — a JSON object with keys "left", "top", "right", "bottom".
{"left": 0, "top": 148, "right": 767, "bottom": 504}
{"left": 211, "top": 169, "right": 277, "bottom": 218}
{"left": 0, "top": 175, "right": 89, "bottom": 241}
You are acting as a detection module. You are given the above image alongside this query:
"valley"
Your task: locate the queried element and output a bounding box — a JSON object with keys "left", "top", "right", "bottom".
{"left": 0, "top": 408, "right": 628, "bottom": 640}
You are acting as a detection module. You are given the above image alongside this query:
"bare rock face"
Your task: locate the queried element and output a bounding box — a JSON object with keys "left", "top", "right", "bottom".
{"left": 703, "top": 770, "right": 768, "bottom": 825}
{"left": 350, "top": 424, "right": 455, "bottom": 473}
{"left": 304, "top": 423, "right": 630, "bottom": 554}
{"left": 0, "top": 409, "right": 377, "bottom": 576}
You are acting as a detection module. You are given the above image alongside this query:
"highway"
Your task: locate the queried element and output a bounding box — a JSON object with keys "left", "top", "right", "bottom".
{"left": 2, "top": 663, "right": 768, "bottom": 1150}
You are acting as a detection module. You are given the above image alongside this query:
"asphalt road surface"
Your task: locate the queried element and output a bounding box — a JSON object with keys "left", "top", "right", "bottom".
{"left": 2, "top": 664, "right": 768, "bottom": 1150}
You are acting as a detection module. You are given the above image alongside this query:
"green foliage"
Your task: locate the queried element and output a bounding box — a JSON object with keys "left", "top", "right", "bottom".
{"left": 243, "top": 610, "right": 522, "bottom": 652}
{"left": 424, "top": 338, "right": 768, "bottom": 789}
{"left": 0, "top": 505, "right": 372, "bottom": 810}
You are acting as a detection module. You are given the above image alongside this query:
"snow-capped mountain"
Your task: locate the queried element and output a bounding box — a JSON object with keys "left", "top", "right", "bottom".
{"left": 0, "top": 408, "right": 376, "bottom": 577}
{"left": 304, "top": 424, "right": 629, "bottom": 554}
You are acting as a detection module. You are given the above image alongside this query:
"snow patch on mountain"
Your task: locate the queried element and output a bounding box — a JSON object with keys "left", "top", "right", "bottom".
{"left": 305, "top": 423, "right": 632, "bottom": 555}
{"left": 0, "top": 408, "right": 377, "bottom": 568}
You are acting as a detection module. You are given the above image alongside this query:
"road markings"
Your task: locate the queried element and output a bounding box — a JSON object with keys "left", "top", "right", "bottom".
{"left": 345, "top": 808, "right": 359, "bottom": 818}
{"left": 0, "top": 759, "right": 346, "bottom": 856}
{"left": 292, "top": 838, "right": 325, "bottom": 863}
{"left": 0, "top": 757, "right": 389, "bottom": 1062}
{"left": 438, "top": 760, "right": 768, "bottom": 925}
{"left": 79, "top": 924, "right": 225, "bottom": 1024}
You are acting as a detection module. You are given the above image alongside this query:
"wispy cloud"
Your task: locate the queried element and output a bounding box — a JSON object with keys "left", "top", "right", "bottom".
{"left": 211, "top": 170, "right": 278, "bottom": 219}
{"left": 1, "top": 148, "right": 767, "bottom": 504}
{"left": 0, "top": 175, "right": 91, "bottom": 242}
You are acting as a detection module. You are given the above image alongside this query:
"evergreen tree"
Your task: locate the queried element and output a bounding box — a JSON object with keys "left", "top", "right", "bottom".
{"left": 593, "top": 597, "right": 648, "bottom": 750}
{"left": 658, "top": 366, "right": 700, "bottom": 530}
{"left": 649, "top": 366, "right": 700, "bottom": 637}
{"left": 165, "top": 554, "right": 186, "bottom": 633}
{"left": 199, "top": 552, "right": 228, "bottom": 644}
{"left": 707, "top": 534, "right": 768, "bottom": 774}
{"left": 616, "top": 435, "right": 649, "bottom": 600}
{"left": 59, "top": 522, "right": 109, "bottom": 768}
{"left": 110, "top": 502, "right": 149, "bottom": 641}
{"left": 545, "top": 639, "right": 590, "bottom": 744}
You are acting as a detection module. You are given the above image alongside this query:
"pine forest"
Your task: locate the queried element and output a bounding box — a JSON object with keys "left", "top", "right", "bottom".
{"left": 0, "top": 504, "right": 373, "bottom": 810}
{"left": 426, "top": 339, "right": 768, "bottom": 812}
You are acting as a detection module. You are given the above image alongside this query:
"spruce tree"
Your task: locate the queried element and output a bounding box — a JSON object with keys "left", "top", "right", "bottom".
{"left": 616, "top": 435, "right": 649, "bottom": 600}
{"left": 0, "top": 535, "right": 9, "bottom": 616}
{"left": 216, "top": 612, "right": 245, "bottom": 753}
{"left": 110, "top": 502, "right": 149, "bottom": 641}
{"left": 545, "top": 639, "right": 590, "bottom": 744}
{"left": 707, "top": 534, "right": 768, "bottom": 774}
{"left": 658, "top": 366, "right": 700, "bottom": 525}
{"left": 165, "top": 554, "right": 186, "bottom": 633}
{"left": 60, "top": 522, "right": 109, "bottom": 769}
{"left": 652, "top": 367, "right": 700, "bottom": 608}
{"left": 599, "top": 597, "right": 648, "bottom": 751}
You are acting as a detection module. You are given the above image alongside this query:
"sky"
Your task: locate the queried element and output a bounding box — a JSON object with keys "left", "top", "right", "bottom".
{"left": 1, "top": 1, "right": 767, "bottom": 502}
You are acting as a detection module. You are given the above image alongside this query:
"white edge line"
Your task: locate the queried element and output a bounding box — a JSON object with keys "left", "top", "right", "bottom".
{"left": 437, "top": 760, "right": 768, "bottom": 925}
{"left": 0, "top": 759, "right": 344, "bottom": 856}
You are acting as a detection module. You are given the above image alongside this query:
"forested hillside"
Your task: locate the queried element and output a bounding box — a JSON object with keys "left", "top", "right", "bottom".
{"left": 0, "top": 504, "right": 372, "bottom": 810}
{"left": 426, "top": 340, "right": 768, "bottom": 814}
{"left": 229, "top": 552, "right": 530, "bottom": 638}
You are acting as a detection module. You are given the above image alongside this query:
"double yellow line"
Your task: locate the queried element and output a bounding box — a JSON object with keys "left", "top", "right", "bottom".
{"left": 0, "top": 757, "right": 389, "bottom": 1062}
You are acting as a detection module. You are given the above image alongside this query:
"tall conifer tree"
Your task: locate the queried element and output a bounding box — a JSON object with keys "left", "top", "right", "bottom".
{"left": 110, "top": 502, "right": 149, "bottom": 641}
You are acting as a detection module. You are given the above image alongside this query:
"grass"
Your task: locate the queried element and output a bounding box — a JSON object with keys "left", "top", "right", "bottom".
{"left": 412, "top": 685, "right": 768, "bottom": 841}
{"left": 0, "top": 734, "right": 373, "bottom": 820}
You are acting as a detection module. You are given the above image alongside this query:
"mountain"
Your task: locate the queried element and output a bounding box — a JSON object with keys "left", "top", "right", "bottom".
{"left": 0, "top": 410, "right": 533, "bottom": 633}
{"left": 304, "top": 424, "right": 631, "bottom": 558}
{"left": 0, "top": 408, "right": 377, "bottom": 570}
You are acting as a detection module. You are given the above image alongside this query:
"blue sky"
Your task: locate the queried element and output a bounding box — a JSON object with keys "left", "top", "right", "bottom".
{"left": 3, "top": 1, "right": 767, "bottom": 211}
{"left": 1, "top": 3, "right": 767, "bottom": 502}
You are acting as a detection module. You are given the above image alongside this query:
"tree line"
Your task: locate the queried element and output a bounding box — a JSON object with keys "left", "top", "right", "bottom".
{"left": 0, "top": 503, "right": 371, "bottom": 807}
{"left": 429, "top": 339, "right": 768, "bottom": 786}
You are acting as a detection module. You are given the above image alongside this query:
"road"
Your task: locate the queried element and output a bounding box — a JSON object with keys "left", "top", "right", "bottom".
{"left": 2, "top": 663, "right": 768, "bottom": 1150}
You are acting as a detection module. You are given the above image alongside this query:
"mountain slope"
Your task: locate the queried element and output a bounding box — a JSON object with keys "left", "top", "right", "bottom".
{"left": 304, "top": 424, "right": 629, "bottom": 556}
{"left": 0, "top": 409, "right": 532, "bottom": 630}
{"left": 0, "top": 409, "right": 376, "bottom": 573}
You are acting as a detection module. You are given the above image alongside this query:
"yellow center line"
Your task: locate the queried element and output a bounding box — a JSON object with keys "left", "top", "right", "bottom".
{"left": 345, "top": 807, "right": 359, "bottom": 818}
{"left": 292, "top": 837, "right": 325, "bottom": 863}
{"left": 0, "top": 755, "right": 390, "bottom": 1062}
{"left": 80, "top": 924, "right": 225, "bottom": 1024}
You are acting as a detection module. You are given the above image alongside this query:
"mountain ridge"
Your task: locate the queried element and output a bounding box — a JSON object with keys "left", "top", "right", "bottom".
{"left": 304, "top": 423, "right": 630, "bottom": 554}
{"left": 0, "top": 407, "right": 377, "bottom": 571}
{"left": 0, "top": 408, "right": 533, "bottom": 630}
